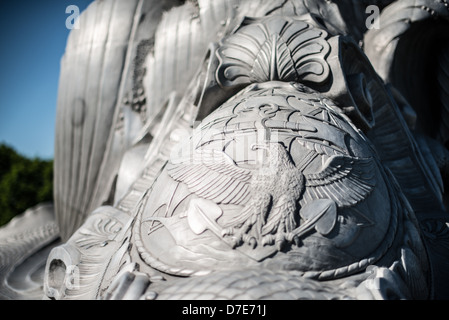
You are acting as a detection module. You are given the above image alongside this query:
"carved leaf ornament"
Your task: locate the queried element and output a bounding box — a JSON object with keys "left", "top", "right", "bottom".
{"left": 216, "top": 16, "right": 331, "bottom": 87}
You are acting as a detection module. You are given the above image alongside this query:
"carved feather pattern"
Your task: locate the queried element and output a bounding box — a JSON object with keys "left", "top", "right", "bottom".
{"left": 252, "top": 34, "right": 297, "bottom": 82}
{"left": 216, "top": 16, "right": 331, "bottom": 87}
{"left": 302, "top": 155, "right": 376, "bottom": 208}
{"left": 168, "top": 148, "right": 375, "bottom": 210}
{"left": 260, "top": 193, "right": 297, "bottom": 236}
{"left": 167, "top": 148, "right": 253, "bottom": 205}
{"left": 55, "top": 0, "right": 173, "bottom": 241}
{"left": 76, "top": 218, "right": 122, "bottom": 249}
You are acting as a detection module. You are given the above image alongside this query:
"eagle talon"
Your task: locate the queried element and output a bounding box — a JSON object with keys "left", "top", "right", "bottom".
{"left": 246, "top": 236, "right": 257, "bottom": 249}
{"left": 230, "top": 236, "right": 242, "bottom": 249}
{"left": 289, "top": 233, "right": 301, "bottom": 246}
{"left": 221, "top": 227, "right": 234, "bottom": 237}
{"left": 262, "top": 234, "right": 275, "bottom": 246}
{"left": 223, "top": 228, "right": 246, "bottom": 248}
{"left": 223, "top": 225, "right": 262, "bottom": 249}
{"left": 275, "top": 232, "right": 288, "bottom": 250}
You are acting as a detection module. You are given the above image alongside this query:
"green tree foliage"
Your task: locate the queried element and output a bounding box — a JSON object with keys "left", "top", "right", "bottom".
{"left": 0, "top": 143, "right": 53, "bottom": 226}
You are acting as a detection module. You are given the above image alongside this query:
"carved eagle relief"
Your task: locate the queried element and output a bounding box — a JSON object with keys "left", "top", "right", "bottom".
{"left": 167, "top": 141, "right": 376, "bottom": 250}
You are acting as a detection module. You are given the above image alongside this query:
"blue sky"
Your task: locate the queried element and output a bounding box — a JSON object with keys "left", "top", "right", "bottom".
{"left": 0, "top": 0, "right": 93, "bottom": 160}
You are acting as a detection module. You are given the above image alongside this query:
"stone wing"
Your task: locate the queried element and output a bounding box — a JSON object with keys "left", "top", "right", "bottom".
{"left": 302, "top": 155, "right": 377, "bottom": 208}
{"left": 167, "top": 149, "right": 253, "bottom": 205}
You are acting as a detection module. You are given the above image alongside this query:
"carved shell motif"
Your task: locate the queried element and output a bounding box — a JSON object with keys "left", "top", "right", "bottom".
{"left": 216, "top": 16, "right": 331, "bottom": 87}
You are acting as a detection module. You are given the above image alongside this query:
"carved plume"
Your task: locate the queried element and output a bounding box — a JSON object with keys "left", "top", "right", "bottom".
{"left": 216, "top": 16, "right": 331, "bottom": 87}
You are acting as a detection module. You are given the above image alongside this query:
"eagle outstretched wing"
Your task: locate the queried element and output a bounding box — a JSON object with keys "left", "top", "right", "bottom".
{"left": 167, "top": 148, "right": 253, "bottom": 205}
{"left": 302, "top": 155, "right": 377, "bottom": 208}
{"left": 169, "top": 149, "right": 376, "bottom": 208}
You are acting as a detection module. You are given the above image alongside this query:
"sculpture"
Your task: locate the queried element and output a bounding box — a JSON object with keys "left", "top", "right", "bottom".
{"left": 1, "top": 0, "right": 448, "bottom": 300}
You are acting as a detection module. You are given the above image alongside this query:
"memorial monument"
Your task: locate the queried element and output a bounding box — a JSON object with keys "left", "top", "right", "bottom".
{"left": 1, "top": 0, "right": 449, "bottom": 300}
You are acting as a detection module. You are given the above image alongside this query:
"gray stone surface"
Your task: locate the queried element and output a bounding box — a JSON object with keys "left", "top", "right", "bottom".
{"left": 0, "top": 204, "right": 59, "bottom": 300}
{"left": 1, "top": 0, "right": 448, "bottom": 300}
